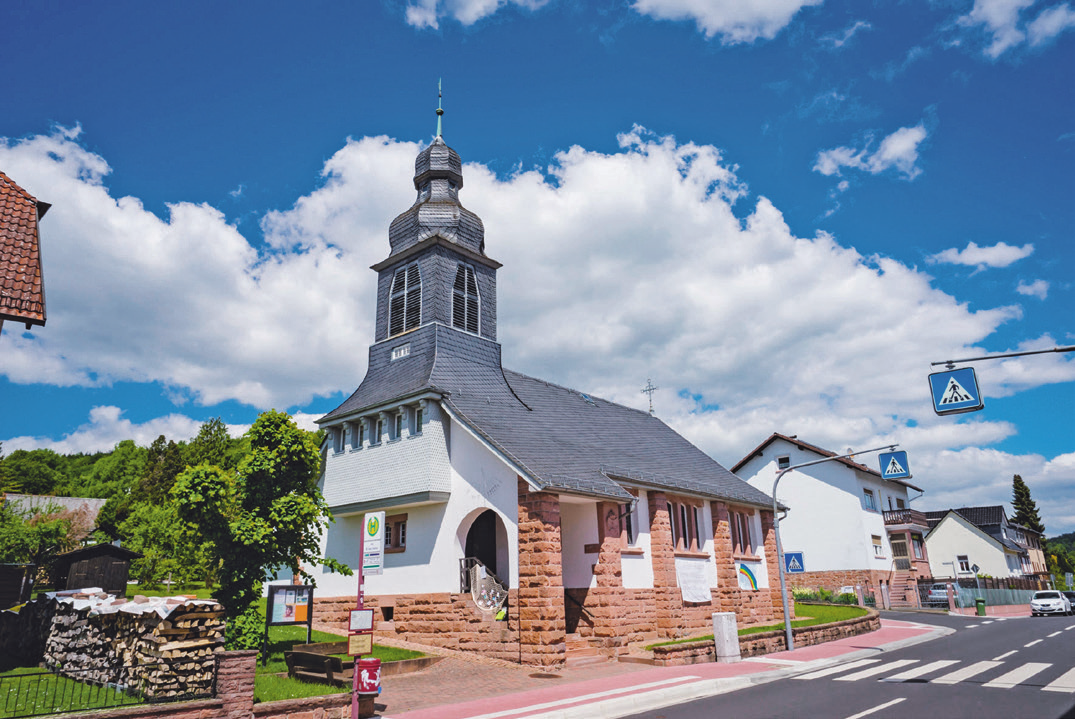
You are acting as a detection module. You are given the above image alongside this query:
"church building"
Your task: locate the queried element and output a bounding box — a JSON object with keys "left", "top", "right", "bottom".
{"left": 310, "top": 109, "right": 788, "bottom": 666}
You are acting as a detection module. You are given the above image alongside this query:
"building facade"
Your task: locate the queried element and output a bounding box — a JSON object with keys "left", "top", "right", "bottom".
{"left": 734, "top": 434, "right": 931, "bottom": 608}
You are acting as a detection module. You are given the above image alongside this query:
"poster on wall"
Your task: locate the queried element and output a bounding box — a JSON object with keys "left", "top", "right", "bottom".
{"left": 675, "top": 558, "right": 713, "bottom": 603}
{"left": 737, "top": 562, "right": 762, "bottom": 591}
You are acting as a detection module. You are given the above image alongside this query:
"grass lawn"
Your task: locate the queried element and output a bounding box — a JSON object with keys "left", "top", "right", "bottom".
{"left": 646, "top": 602, "right": 868, "bottom": 649}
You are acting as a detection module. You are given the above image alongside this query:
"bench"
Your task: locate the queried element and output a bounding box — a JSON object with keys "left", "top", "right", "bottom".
{"left": 285, "top": 650, "right": 355, "bottom": 686}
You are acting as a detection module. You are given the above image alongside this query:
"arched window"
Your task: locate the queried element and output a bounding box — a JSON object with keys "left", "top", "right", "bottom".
{"left": 389, "top": 263, "right": 421, "bottom": 336}
{"left": 452, "top": 264, "right": 479, "bottom": 334}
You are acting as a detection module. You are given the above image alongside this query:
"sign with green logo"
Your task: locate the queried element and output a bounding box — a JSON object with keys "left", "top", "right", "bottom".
{"left": 363, "top": 511, "right": 385, "bottom": 576}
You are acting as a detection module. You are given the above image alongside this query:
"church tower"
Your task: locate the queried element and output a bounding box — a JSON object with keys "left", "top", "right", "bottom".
{"left": 370, "top": 99, "right": 501, "bottom": 344}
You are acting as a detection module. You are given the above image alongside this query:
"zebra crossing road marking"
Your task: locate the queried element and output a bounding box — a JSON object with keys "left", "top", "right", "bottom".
{"left": 1043, "top": 668, "right": 1075, "bottom": 693}
{"left": 1065, "top": 625, "right": 1075, "bottom": 631}
{"left": 993, "top": 651, "right": 1017, "bottom": 661}
{"left": 983, "top": 662, "right": 1050, "bottom": 689}
{"left": 931, "top": 660, "right": 1003, "bottom": 684}
{"left": 982, "top": 620, "right": 994, "bottom": 625}
{"left": 966, "top": 624, "right": 979, "bottom": 629}
{"left": 835, "top": 660, "right": 918, "bottom": 681}
{"left": 795, "top": 659, "right": 881, "bottom": 680}
{"left": 1025, "top": 639, "right": 1043, "bottom": 648}
{"left": 882, "top": 660, "right": 960, "bottom": 682}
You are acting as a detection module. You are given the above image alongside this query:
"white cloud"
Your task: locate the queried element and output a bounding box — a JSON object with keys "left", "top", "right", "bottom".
{"left": 2, "top": 407, "right": 207, "bottom": 454}
{"left": 927, "top": 240, "right": 1034, "bottom": 269}
{"left": 3, "top": 125, "right": 1074, "bottom": 530}
{"left": 1016, "top": 279, "right": 1049, "bottom": 299}
{"left": 957, "top": 0, "right": 1075, "bottom": 57}
{"left": 814, "top": 124, "right": 928, "bottom": 180}
{"left": 632, "top": 0, "right": 823, "bottom": 44}
{"left": 820, "top": 19, "right": 871, "bottom": 48}
{"left": 1027, "top": 3, "right": 1075, "bottom": 46}
{"left": 404, "top": 0, "right": 549, "bottom": 29}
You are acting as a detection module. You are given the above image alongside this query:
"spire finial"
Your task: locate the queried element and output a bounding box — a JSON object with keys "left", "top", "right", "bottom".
{"left": 641, "top": 378, "right": 659, "bottom": 415}
{"left": 436, "top": 78, "right": 444, "bottom": 138}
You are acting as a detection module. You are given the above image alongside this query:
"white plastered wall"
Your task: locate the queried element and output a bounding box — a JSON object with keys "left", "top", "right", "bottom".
{"left": 310, "top": 403, "right": 520, "bottom": 597}
{"left": 925, "top": 515, "right": 1015, "bottom": 579}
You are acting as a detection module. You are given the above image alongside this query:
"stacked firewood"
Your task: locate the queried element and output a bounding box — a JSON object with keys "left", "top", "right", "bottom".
{"left": 38, "top": 592, "right": 225, "bottom": 700}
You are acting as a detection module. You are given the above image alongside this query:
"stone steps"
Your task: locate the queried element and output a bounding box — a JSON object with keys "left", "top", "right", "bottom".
{"left": 565, "top": 633, "right": 610, "bottom": 668}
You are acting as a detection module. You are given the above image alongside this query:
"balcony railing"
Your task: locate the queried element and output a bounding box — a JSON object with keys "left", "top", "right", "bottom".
{"left": 883, "top": 508, "right": 929, "bottom": 527}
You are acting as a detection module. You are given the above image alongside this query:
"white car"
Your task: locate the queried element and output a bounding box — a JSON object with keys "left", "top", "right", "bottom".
{"left": 1030, "top": 590, "right": 1072, "bottom": 616}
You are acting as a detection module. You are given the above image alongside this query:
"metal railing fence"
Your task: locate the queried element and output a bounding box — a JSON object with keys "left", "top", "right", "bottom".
{"left": 0, "top": 663, "right": 211, "bottom": 719}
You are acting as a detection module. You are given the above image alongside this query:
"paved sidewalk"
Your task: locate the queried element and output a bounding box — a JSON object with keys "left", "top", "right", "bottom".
{"left": 376, "top": 618, "right": 950, "bottom": 719}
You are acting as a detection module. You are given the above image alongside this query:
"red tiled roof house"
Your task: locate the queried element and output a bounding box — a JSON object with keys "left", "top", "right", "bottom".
{"left": 0, "top": 171, "right": 49, "bottom": 335}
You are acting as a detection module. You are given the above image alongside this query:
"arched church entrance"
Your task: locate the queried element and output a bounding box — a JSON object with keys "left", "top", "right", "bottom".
{"left": 465, "top": 509, "right": 500, "bottom": 576}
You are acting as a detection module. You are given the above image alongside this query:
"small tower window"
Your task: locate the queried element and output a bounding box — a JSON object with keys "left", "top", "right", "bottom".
{"left": 389, "top": 263, "right": 422, "bottom": 337}
{"left": 452, "top": 264, "right": 479, "bottom": 335}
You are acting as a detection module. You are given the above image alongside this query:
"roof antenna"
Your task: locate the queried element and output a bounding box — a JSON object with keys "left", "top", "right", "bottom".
{"left": 436, "top": 78, "right": 444, "bottom": 138}
{"left": 641, "top": 378, "right": 659, "bottom": 415}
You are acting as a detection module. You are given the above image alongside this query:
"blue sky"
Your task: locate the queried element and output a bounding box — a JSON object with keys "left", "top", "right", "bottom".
{"left": 2, "top": 1, "right": 1073, "bottom": 530}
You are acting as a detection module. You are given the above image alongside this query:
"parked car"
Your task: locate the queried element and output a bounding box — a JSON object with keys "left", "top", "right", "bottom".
{"left": 1030, "top": 590, "right": 1072, "bottom": 616}
{"left": 925, "top": 583, "right": 951, "bottom": 606}
{"left": 1062, "top": 591, "right": 1075, "bottom": 608}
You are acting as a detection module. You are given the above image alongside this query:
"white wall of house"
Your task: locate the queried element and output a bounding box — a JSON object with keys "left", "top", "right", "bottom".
{"left": 739, "top": 440, "right": 906, "bottom": 575}
{"left": 312, "top": 404, "right": 520, "bottom": 597}
{"left": 621, "top": 489, "right": 654, "bottom": 589}
{"left": 925, "top": 514, "right": 1020, "bottom": 579}
{"left": 561, "top": 500, "right": 599, "bottom": 589}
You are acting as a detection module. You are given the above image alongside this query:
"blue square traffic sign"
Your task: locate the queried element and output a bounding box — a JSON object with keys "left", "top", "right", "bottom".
{"left": 928, "top": 367, "right": 984, "bottom": 416}
{"left": 878, "top": 450, "right": 911, "bottom": 480}
{"left": 784, "top": 552, "right": 805, "bottom": 573}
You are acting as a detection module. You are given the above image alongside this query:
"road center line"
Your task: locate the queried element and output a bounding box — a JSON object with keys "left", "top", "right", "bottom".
{"left": 992, "top": 650, "right": 1017, "bottom": 661}
{"left": 1048, "top": 631, "right": 1062, "bottom": 638}
{"left": 1024, "top": 639, "right": 1043, "bottom": 648}
{"left": 843, "top": 698, "right": 906, "bottom": 719}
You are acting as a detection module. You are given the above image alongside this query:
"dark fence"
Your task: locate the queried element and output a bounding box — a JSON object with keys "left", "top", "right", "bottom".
{"left": 0, "top": 664, "right": 212, "bottom": 719}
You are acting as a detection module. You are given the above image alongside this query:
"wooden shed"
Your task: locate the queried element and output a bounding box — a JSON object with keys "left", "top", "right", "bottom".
{"left": 52, "top": 544, "right": 141, "bottom": 596}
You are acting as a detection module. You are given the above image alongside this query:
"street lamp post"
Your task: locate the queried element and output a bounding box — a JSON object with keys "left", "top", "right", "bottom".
{"left": 772, "top": 443, "right": 898, "bottom": 652}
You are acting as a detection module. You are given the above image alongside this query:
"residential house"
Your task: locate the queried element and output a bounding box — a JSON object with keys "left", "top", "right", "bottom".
{"left": 306, "top": 118, "right": 787, "bottom": 666}
{"left": 733, "top": 433, "right": 930, "bottom": 608}
{"left": 924, "top": 506, "right": 1043, "bottom": 580}
{"left": 0, "top": 171, "right": 49, "bottom": 335}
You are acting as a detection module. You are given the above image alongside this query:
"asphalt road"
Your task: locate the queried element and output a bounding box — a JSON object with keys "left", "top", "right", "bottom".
{"left": 624, "top": 610, "right": 1075, "bottom": 719}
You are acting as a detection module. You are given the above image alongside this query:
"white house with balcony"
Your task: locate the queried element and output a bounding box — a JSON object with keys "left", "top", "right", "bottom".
{"left": 733, "top": 433, "right": 930, "bottom": 608}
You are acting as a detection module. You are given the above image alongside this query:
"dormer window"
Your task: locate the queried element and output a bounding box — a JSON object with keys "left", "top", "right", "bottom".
{"left": 390, "top": 263, "right": 421, "bottom": 337}
{"left": 452, "top": 264, "right": 479, "bottom": 334}
{"left": 777, "top": 455, "right": 790, "bottom": 470}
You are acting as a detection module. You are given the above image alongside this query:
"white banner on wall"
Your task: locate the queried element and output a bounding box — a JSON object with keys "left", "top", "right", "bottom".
{"left": 675, "top": 557, "right": 713, "bottom": 603}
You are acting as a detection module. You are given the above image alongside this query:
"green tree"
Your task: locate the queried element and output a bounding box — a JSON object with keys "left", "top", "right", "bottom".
{"left": 187, "top": 418, "right": 241, "bottom": 471}
{"left": 137, "top": 435, "right": 187, "bottom": 504}
{"left": 1012, "top": 474, "right": 1045, "bottom": 535}
{"left": 0, "top": 442, "right": 18, "bottom": 494}
{"left": 173, "top": 410, "right": 349, "bottom": 649}
{"left": 0, "top": 500, "right": 77, "bottom": 566}
{"left": 2, "top": 448, "right": 67, "bottom": 495}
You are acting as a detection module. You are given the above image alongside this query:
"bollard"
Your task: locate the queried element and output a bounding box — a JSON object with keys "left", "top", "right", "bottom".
{"left": 712, "top": 612, "right": 741, "bottom": 664}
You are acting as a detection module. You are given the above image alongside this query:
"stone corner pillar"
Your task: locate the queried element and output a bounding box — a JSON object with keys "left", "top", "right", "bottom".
{"left": 215, "top": 649, "right": 257, "bottom": 719}
{"left": 518, "top": 478, "right": 566, "bottom": 666}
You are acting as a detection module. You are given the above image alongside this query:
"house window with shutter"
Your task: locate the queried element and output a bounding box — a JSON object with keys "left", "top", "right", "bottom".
{"left": 452, "top": 264, "right": 480, "bottom": 334}
{"left": 389, "top": 263, "right": 421, "bottom": 337}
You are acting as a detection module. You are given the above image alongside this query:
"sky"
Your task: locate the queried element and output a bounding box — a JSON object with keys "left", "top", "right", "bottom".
{"left": 1, "top": 1, "right": 1073, "bottom": 532}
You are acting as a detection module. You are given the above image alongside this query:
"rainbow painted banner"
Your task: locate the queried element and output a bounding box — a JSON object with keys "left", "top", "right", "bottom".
{"left": 737, "top": 562, "right": 759, "bottom": 591}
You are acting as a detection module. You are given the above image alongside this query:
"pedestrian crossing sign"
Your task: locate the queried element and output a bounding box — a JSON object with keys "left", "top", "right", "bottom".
{"left": 928, "top": 367, "right": 984, "bottom": 415}
{"left": 784, "top": 551, "right": 805, "bottom": 573}
{"left": 878, "top": 450, "right": 912, "bottom": 480}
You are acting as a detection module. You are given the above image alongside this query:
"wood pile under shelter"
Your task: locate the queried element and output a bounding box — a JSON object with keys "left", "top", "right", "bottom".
{"left": 34, "top": 589, "right": 224, "bottom": 700}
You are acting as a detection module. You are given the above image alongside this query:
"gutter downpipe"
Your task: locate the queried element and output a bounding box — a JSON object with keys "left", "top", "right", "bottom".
{"left": 772, "top": 443, "right": 898, "bottom": 652}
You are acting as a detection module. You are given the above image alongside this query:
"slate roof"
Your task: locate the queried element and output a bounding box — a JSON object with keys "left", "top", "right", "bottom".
{"left": 320, "top": 323, "right": 774, "bottom": 508}
{"left": 732, "top": 432, "right": 923, "bottom": 492}
{"left": 0, "top": 171, "right": 48, "bottom": 328}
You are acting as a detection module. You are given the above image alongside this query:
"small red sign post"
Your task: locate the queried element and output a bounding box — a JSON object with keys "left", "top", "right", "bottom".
{"left": 351, "top": 512, "right": 383, "bottom": 719}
